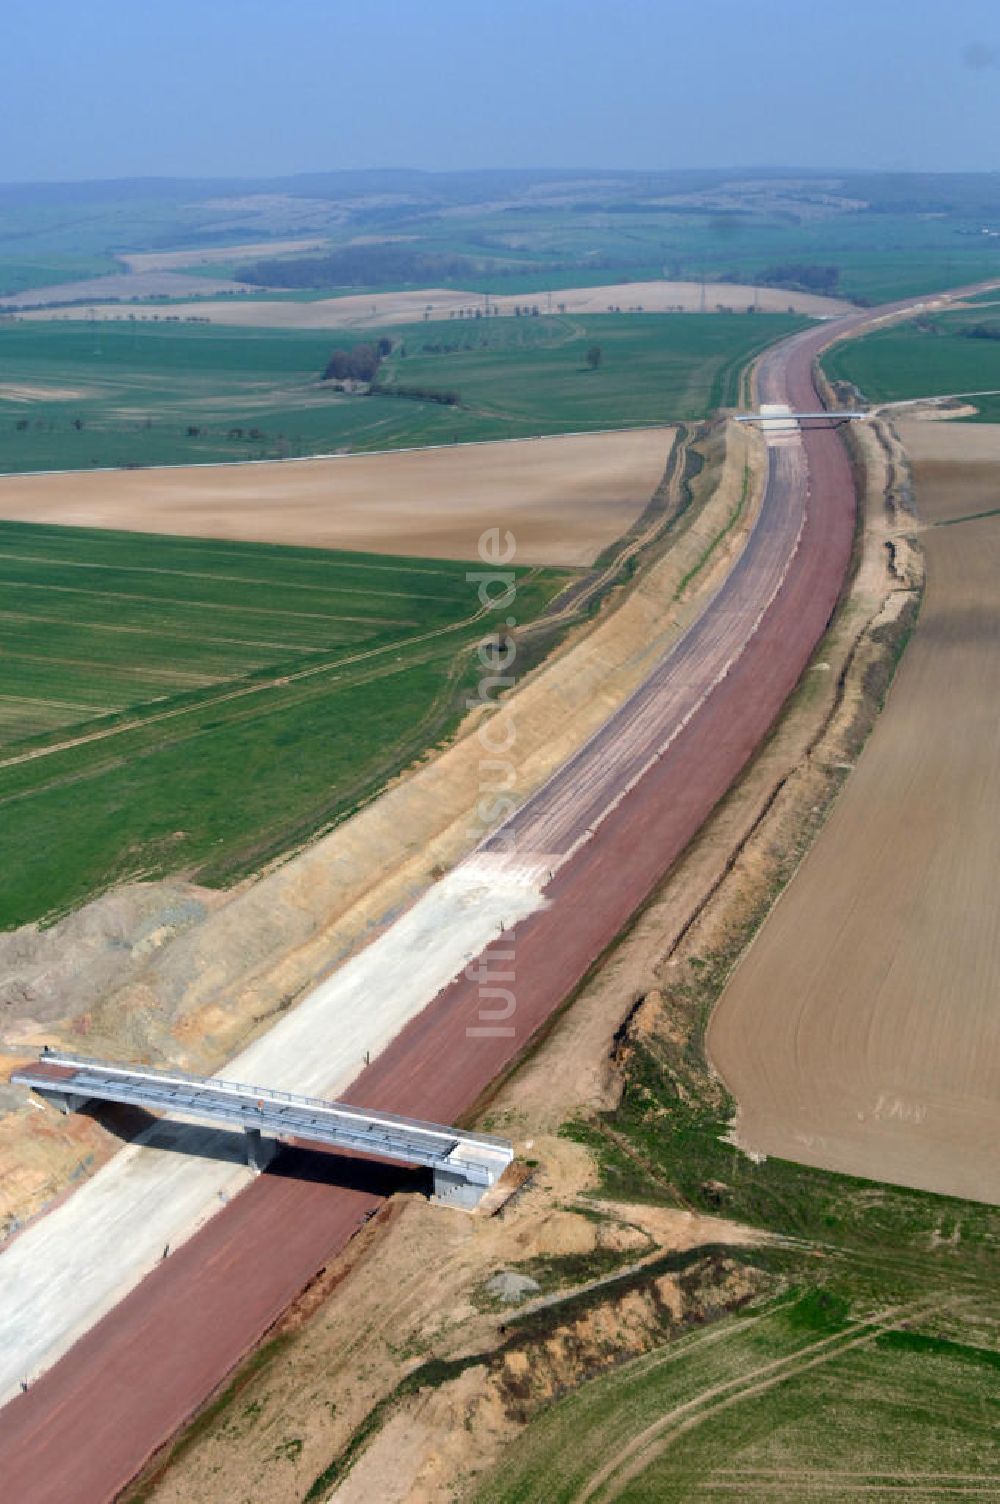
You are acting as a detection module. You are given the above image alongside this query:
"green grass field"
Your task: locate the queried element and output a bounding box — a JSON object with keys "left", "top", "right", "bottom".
{"left": 824, "top": 305, "right": 1000, "bottom": 421}
{"left": 0, "top": 521, "right": 566, "bottom": 929}
{"left": 0, "top": 313, "right": 804, "bottom": 473}
{"left": 233, "top": 200, "right": 1000, "bottom": 306}
{"left": 0, "top": 320, "right": 385, "bottom": 472}
{"left": 3, "top": 172, "right": 999, "bottom": 315}
{"left": 475, "top": 1292, "right": 1000, "bottom": 1502}
{"left": 379, "top": 312, "right": 797, "bottom": 428}
{"left": 0, "top": 255, "right": 118, "bottom": 298}
{"left": 431, "top": 214, "right": 1000, "bottom": 305}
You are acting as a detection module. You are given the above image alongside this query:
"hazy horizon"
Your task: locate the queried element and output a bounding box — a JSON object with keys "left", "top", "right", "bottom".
{"left": 3, "top": 163, "right": 1000, "bottom": 194}
{"left": 4, "top": 0, "right": 1000, "bottom": 183}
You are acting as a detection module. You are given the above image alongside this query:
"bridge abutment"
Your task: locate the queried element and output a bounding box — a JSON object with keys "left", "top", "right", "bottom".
{"left": 432, "top": 1166, "right": 487, "bottom": 1211}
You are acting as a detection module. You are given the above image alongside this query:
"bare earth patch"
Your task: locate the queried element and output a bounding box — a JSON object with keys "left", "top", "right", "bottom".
{"left": 708, "top": 420, "right": 1000, "bottom": 1204}
{"left": 117, "top": 240, "right": 326, "bottom": 274}
{"left": 2, "top": 271, "right": 257, "bottom": 310}
{"left": 896, "top": 418, "right": 1000, "bottom": 518}
{"left": 17, "top": 279, "right": 848, "bottom": 328}
{"left": 0, "top": 427, "right": 674, "bottom": 567}
{"left": 0, "top": 383, "right": 91, "bottom": 402}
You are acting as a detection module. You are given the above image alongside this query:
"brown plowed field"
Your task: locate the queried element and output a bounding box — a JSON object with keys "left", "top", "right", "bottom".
{"left": 708, "top": 420, "right": 1000, "bottom": 1205}
{"left": 894, "top": 418, "right": 1000, "bottom": 520}
{"left": 0, "top": 428, "right": 672, "bottom": 567}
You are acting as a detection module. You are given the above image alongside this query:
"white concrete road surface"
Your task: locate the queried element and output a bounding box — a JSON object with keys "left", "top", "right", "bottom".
{"left": 0, "top": 857, "right": 548, "bottom": 1401}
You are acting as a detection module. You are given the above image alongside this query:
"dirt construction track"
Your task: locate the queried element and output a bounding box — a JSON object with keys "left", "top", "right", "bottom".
{"left": 708, "top": 419, "right": 1000, "bottom": 1204}
{"left": 0, "top": 311, "right": 874, "bottom": 1502}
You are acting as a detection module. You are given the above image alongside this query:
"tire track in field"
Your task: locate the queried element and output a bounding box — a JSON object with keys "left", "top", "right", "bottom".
{"left": 0, "top": 638, "right": 467, "bottom": 814}
{"left": 0, "top": 550, "right": 456, "bottom": 603}
{"left": 2, "top": 650, "right": 217, "bottom": 687}
{"left": 0, "top": 693, "right": 110, "bottom": 713}
{"left": 0, "top": 531, "right": 458, "bottom": 579}
{"left": 576, "top": 1298, "right": 960, "bottom": 1504}
{"left": 0, "top": 578, "right": 420, "bottom": 628}
{"left": 0, "top": 606, "right": 342, "bottom": 653}
{"left": 704, "top": 1467, "right": 1000, "bottom": 1497}
{"left": 0, "top": 602, "right": 493, "bottom": 773}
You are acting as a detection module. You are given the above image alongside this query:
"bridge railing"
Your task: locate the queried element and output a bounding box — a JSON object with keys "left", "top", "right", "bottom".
{"left": 33, "top": 1049, "right": 511, "bottom": 1153}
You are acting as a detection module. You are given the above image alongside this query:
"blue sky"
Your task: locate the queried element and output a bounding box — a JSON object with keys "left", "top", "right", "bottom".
{"left": 3, "top": 0, "right": 999, "bottom": 181}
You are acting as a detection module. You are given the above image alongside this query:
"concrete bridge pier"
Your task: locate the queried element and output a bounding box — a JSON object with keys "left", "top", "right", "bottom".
{"left": 35, "top": 1088, "right": 90, "bottom": 1116}
{"left": 432, "top": 1166, "right": 486, "bottom": 1211}
{"left": 244, "top": 1127, "right": 278, "bottom": 1173}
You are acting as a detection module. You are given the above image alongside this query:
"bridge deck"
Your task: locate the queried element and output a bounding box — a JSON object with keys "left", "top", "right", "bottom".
{"left": 734, "top": 409, "right": 868, "bottom": 422}
{"left": 13, "top": 1051, "right": 513, "bottom": 1189}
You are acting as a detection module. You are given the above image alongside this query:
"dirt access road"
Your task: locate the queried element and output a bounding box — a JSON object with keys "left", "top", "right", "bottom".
{"left": 708, "top": 418, "right": 1000, "bottom": 1204}
{"left": 0, "top": 291, "right": 957, "bottom": 1503}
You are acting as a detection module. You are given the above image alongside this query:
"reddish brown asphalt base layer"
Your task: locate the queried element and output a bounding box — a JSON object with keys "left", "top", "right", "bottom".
{"left": 0, "top": 320, "right": 859, "bottom": 1503}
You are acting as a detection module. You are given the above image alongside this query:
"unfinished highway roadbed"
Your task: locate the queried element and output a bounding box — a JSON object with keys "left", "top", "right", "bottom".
{"left": 0, "top": 293, "right": 953, "bottom": 1504}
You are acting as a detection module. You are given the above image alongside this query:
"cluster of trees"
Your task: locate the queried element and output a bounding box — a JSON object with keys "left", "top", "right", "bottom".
{"left": 8, "top": 417, "right": 284, "bottom": 444}
{"left": 320, "top": 335, "right": 459, "bottom": 404}
{"left": 13, "top": 416, "right": 86, "bottom": 431}
{"left": 448, "top": 305, "right": 503, "bottom": 319}
{"left": 322, "top": 337, "right": 392, "bottom": 383}
{"left": 448, "top": 302, "right": 570, "bottom": 319}
{"left": 245, "top": 246, "right": 484, "bottom": 290}
{"left": 242, "top": 242, "right": 626, "bottom": 294}
{"left": 754, "top": 263, "right": 841, "bottom": 294}
{"left": 963, "top": 321, "right": 1000, "bottom": 341}
{"left": 370, "top": 382, "right": 460, "bottom": 406}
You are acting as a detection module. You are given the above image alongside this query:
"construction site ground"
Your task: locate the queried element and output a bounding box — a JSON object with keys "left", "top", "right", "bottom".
{"left": 0, "top": 418, "right": 758, "bottom": 1241}
{"left": 123, "top": 407, "right": 957, "bottom": 1504}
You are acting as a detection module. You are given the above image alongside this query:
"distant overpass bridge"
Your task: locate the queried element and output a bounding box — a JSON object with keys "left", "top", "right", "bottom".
{"left": 735, "top": 403, "right": 869, "bottom": 434}
{"left": 13, "top": 1050, "right": 513, "bottom": 1210}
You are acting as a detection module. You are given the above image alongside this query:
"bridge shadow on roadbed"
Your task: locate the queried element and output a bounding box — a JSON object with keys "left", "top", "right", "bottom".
{"left": 86, "top": 1101, "right": 429, "bottom": 1197}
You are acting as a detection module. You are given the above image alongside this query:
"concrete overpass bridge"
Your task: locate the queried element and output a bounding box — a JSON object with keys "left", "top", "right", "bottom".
{"left": 735, "top": 402, "right": 869, "bottom": 432}
{"left": 13, "top": 1050, "right": 513, "bottom": 1210}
